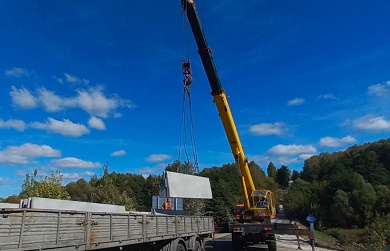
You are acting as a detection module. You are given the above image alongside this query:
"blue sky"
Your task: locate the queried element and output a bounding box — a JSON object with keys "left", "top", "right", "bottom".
{"left": 1, "top": 0, "right": 390, "bottom": 198}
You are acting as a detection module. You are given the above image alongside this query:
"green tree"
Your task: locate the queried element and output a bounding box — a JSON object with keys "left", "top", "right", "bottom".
{"left": 374, "top": 185, "right": 390, "bottom": 214}
{"left": 94, "top": 165, "right": 135, "bottom": 211}
{"left": 201, "top": 164, "right": 242, "bottom": 222}
{"left": 249, "top": 161, "right": 267, "bottom": 189}
{"left": 20, "top": 170, "right": 70, "bottom": 199}
{"left": 291, "top": 170, "right": 300, "bottom": 181}
{"left": 353, "top": 150, "right": 389, "bottom": 186}
{"left": 1, "top": 194, "right": 20, "bottom": 203}
{"left": 107, "top": 172, "right": 146, "bottom": 210}
{"left": 364, "top": 213, "right": 390, "bottom": 250}
{"left": 66, "top": 179, "right": 97, "bottom": 202}
{"left": 329, "top": 189, "right": 354, "bottom": 227}
{"left": 283, "top": 181, "right": 312, "bottom": 222}
{"left": 275, "top": 165, "right": 291, "bottom": 188}
{"left": 301, "top": 155, "right": 319, "bottom": 181}
{"left": 267, "top": 161, "right": 277, "bottom": 179}
{"left": 144, "top": 174, "right": 162, "bottom": 210}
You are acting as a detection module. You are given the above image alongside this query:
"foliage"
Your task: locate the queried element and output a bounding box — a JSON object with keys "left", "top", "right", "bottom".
{"left": 291, "top": 170, "right": 300, "bottom": 181}
{"left": 275, "top": 165, "right": 291, "bottom": 188}
{"left": 285, "top": 139, "right": 390, "bottom": 230}
{"left": 66, "top": 179, "right": 97, "bottom": 202}
{"left": 107, "top": 172, "right": 146, "bottom": 210}
{"left": 144, "top": 174, "right": 162, "bottom": 209}
{"left": 94, "top": 165, "right": 135, "bottom": 211}
{"left": 364, "top": 213, "right": 390, "bottom": 250}
{"left": 325, "top": 228, "right": 368, "bottom": 250}
{"left": 1, "top": 194, "right": 20, "bottom": 203}
{"left": 20, "top": 170, "right": 70, "bottom": 200}
{"left": 267, "top": 161, "right": 277, "bottom": 179}
{"left": 201, "top": 163, "right": 242, "bottom": 223}
{"left": 283, "top": 179, "right": 320, "bottom": 222}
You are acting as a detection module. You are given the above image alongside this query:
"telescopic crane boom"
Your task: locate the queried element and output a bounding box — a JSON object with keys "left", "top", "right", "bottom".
{"left": 181, "top": 0, "right": 275, "bottom": 221}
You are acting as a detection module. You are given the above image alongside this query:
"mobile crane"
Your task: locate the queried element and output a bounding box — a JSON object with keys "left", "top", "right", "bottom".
{"left": 181, "top": 1, "right": 277, "bottom": 250}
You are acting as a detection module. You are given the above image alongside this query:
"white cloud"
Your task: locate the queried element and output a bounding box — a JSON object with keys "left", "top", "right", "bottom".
{"left": 51, "top": 157, "right": 101, "bottom": 168}
{"left": 10, "top": 86, "right": 135, "bottom": 118}
{"left": 250, "top": 122, "right": 286, "bottom": 136}
{"left": 4, "top": 68, "right": 33, "bottom": 78}
{"left": 367, "top": 81, "right": 390, "bottom": 96}
{"left": 135, "top": 167, "right": 155, "bottom": 178}
{"left": 251, "top": 154, "right": 312, "bottom": 168}
{"left": 88, "top": 116, "right": 106, "bottom": 130}
{"left": 135, "top": 163, "right": 166, "bottom": 178}
{"left": 74, "top": 88, "right": 134, "bottom": 118}
{"left": 267, "top": 144, "right": 316, "bottom": 156}
{"left": 10, "top": 86, "right": 38, "bottom": 109}
{"left": 352, "top": 115, "right": 390, "bottom": 132}
{"left": 111, "top": 150, "right": 126, "bottom": 157}
{"left": 64, "top": 73, "right": 89, "bottom": 85}
{"left": 38, "top": 88, "right": 65, "bottom": 112}
{"left": 0, "top": 143, "right": 61, "bottom": 164}
{"left": 319, "top": 136, "right": 356, "bottom": 147}
{"left": 30, "top": 117, "right": 90, "bottom": 137}
{"left": 0, "top": 177, "right": 7, "bottom": 185}
{"left": 287, "top": 97, "right": 305, "bottom": 106}
{"left": 146, "top": 154, "right": 171, "bottom": 162}
{"left": 299, "top": 153, "right": 316, "bottom": 160}
{"left": 318, "top": 93, "right": 336, "bottom": 99}
{"left": 61, "top": 171, "right": 96, "bottom": 181}
{"left": 0, "top": 119, "right": 26, "bottom": 131}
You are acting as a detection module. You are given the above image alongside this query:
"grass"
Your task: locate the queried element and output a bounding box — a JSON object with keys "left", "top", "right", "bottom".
{"left": 320, "top": 228, "right": 369, "bottom": 251}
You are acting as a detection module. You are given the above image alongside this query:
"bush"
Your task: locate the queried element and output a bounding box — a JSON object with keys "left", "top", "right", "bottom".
{"left": 325, "top": 228, "right": 368, "bottom": 246}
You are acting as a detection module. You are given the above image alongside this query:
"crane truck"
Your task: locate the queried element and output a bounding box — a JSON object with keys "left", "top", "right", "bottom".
{"left": 181, "top": 1, "right": 277, "bottom": 250}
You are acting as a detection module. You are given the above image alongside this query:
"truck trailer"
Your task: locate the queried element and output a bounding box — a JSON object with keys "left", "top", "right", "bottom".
{"left": 0, "top": 199, "right": 214, "bottom": 251}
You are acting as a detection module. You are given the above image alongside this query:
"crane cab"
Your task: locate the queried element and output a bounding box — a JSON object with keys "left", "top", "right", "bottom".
{"left": 250, "top": 190, "right": 276, "bottom": 221}
{"left": 233, "top": 190, "right": 276, "bottom": 222}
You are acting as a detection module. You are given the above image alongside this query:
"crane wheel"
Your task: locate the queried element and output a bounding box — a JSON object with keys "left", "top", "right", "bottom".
{"left": 267, "top": 240, "right": 277, "bottom": 251}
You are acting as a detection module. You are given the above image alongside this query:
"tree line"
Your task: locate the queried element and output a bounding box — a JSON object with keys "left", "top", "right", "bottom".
{"left": 1, "top": 138, "right": 389, "bottom": 248}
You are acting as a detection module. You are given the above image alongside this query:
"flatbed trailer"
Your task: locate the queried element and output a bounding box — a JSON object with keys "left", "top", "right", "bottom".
{"left": 0, "top": 208, "right": 214, "bottom": 251}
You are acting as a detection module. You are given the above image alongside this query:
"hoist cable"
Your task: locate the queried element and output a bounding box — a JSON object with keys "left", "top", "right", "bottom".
{"left": 178, "top": 1, "right": 199, "bottom": 174}
{"left": 186, "top": 89, "right": 199, "bottom": 173}
{"left": 178, "top": 87, "right": 191, "bottom": 164}
{"left": 178, "top": 86, "right": 199, "bottom": 173}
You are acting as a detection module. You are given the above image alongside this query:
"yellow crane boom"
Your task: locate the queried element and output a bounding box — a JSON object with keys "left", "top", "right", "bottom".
{"left": 181, "top": 0, "right": 275, "bottom": 221}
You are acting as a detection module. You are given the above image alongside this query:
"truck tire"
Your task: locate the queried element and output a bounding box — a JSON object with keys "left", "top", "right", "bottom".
{"left": 194, "top": 240, "right": 202, "bottom": 251}
{"left": 176, "top": 243, "right": 186, "bottom": 251}
{"left": 267, "top": 240, "right": 276, "bottom": 251}
{"left": 232, "top": 233, "right": 244, "bottom": 251}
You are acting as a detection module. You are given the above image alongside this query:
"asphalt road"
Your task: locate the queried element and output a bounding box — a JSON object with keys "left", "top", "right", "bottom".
{"left": 205, "top": 233, "right": 300, "bottom": 251}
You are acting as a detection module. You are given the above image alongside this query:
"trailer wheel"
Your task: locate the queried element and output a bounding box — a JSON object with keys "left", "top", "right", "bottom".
{"left": 194, "top": 240, "right": 202, "bottom": 251}
{"left": 176, "top": 243, "right": 186, "bottom": 251}
{"left": 267, "top": 240, "right": 276, "bottom": 251}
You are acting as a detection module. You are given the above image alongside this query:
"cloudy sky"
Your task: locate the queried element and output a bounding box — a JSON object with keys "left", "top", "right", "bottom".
{"left": 1, "top": 0, "right": 390, "bottom": 198}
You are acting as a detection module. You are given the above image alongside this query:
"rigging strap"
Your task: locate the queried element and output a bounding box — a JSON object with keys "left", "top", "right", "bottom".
{"left": 178, "top": 61, "right": 199, "bottom": 173}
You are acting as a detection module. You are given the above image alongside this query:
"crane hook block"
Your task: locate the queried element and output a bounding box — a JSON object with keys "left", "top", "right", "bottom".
{"left": 182, "top": 60, "right": 193, "bottom": 86}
